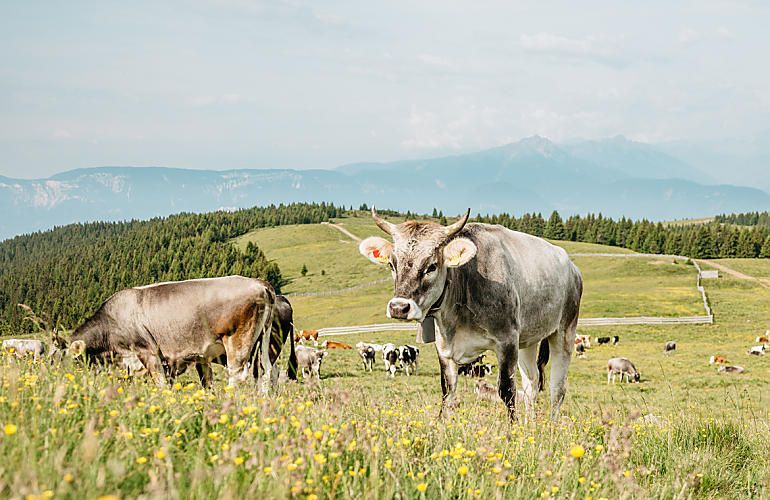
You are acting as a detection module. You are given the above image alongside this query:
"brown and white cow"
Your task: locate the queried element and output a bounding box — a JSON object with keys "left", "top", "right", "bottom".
{"left": 295, "top": 330, "right": 319, "bottom": 344}
{"left": 359, "top": 207, "right": 583, "bottom": 420}
{"left": 52, "top": 276, "right": 276, "bottom": 388}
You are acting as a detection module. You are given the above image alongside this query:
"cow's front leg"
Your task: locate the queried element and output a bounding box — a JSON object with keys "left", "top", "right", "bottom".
{"left": 497, "top": 343, "right": 519, "bottom": 421}
{"left": 196, "top": 362, "right": 213, "bottom": 389}
{"left": 437, "top": 351, "right": 459, "bottom": 419}
{"left": 137, "top": 352, "right": 167, "bottom": 386}
{"left": 223, "top": 333, "right": 255, "bottom": 387}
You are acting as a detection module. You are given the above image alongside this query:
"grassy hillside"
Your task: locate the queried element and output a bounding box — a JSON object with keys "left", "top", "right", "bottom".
{"left": 235, "top": 214, "right": 705, "bottom": 330}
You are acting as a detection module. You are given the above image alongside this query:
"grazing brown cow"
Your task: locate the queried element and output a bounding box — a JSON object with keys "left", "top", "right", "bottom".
{"left": 322, "top": 340, "right": 352, "bottom": 349}
{"left": 709, "top": 355, "right": 728, "bottom": 364}
{"left": 52, "top": 276, "right": 276, "bottom": 388}
{"left": 295, "top": 330, "right": 319, "bottom": 344}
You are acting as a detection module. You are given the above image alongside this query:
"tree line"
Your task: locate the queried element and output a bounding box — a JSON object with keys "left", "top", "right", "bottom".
{"left": 472, "top": 211, "right": 770, "bottom": 259}
{"left": 0, "top": 203, "right": 342, "bottom": 335}
{"left": 715, "top": 212, "right": 770, "bottom": 227}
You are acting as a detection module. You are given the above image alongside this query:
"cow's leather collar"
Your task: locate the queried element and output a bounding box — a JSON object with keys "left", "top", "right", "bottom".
{"left": 427, "top": 279, "right": 449, "bottom": 315}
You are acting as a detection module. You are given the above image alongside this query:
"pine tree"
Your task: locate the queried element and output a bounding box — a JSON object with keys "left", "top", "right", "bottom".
{"left": 544, "top": 211, "right": 565, "bottom": 240}
{"left": 760, "top": 235, "right": 770, "bottom": 258}
{"left": 301, "top": 264, "right": 308, "bottom": 276}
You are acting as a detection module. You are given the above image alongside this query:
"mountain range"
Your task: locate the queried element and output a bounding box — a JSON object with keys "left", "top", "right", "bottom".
{"left": 1, "top": 135, "right": 769, "bottom": 241}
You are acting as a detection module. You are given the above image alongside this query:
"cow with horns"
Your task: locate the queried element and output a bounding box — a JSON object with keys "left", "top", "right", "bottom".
{"left": 359, "top": 207, "right": 583, "bottom": 421}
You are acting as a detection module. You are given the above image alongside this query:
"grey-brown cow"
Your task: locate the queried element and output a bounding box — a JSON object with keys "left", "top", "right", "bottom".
{"left": 52, "top": 276, "right": 276, "bottom": 388}
{"left": 359, "top": 207, "right": 583, "bottom": 421}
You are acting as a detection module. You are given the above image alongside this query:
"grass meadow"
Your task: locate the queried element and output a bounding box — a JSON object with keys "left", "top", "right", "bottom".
{"left": 3, "top": 215, "right": 770, "bottom": 499}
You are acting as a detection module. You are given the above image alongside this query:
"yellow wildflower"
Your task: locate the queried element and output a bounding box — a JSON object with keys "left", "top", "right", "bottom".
{"left": 570, "top": 445, "right": 585, "bottom": 459}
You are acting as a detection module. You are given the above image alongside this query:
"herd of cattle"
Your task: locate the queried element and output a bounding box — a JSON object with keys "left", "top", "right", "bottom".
{"left": 0, "top": 208, "right": 766, "bottom": 421}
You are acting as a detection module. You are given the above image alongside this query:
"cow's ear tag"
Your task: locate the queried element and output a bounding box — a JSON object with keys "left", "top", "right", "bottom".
{"left": 417, "top": 316, "right": 436, "bottom": 343}
{"left": 443, "top": 237, "right": 477, "bottom": 267}
{"left": 359, "top": 236, "right": 393, "bottom": 265}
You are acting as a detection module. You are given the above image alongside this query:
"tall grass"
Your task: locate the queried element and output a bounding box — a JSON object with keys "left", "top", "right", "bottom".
{"left": 1, "top": 351, "right": 768, "bottom": 499}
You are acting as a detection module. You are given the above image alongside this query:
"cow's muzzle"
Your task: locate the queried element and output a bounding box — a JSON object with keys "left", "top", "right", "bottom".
{"left": 387, "top": 298, "right": 422, "bottom": 321}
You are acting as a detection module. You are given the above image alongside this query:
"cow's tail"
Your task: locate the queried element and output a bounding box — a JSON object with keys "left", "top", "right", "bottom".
{"left": 287, "top": 322, "right": 298, "bottom": 381}
{"left": 537, "top": 339, "right": 550, "bottom": 392}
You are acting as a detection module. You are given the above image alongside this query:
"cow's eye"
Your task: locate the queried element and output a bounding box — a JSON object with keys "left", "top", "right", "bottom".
{"left": 425, "top": 263, "right": 437, "bottom": 275}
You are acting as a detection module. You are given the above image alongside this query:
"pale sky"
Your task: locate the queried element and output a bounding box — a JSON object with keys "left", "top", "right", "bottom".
{"left": 1, "top": 0, "right": 769, "bottom": 178}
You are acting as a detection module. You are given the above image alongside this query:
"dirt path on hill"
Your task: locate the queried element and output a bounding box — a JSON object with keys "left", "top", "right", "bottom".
{"left": 698, "top": 260, "right": 770, "bottom": 290}
{"left": 322, "top": 222, "right": 361, "bottom": 242}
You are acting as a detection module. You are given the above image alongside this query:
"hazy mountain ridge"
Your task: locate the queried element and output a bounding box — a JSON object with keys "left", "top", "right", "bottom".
{"left": 2, "top": 136, "right": 769, "bottom": 240}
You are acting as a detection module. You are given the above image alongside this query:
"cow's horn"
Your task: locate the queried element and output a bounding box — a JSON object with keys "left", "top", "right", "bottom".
{"left": 444, "top": 208, "right": 471, "bottom": 237}
{"left": 371, "top": 206, "right": 396, "bottom": 236}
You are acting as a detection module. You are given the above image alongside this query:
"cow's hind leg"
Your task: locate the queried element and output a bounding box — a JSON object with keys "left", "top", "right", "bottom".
{"left": 496, "top": 342, "right": 519, "bottom": 421}
{"left": 516, "top": 344, "right": 540, "bottom": 422}
{"left": 547, "top": 322, "right": 576, "bottom": 420}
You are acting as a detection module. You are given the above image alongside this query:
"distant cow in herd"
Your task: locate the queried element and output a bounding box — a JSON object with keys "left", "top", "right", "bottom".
{"left": 663, "top": 341, "right": 676, "bottom": 355}
{"left": 458, "top": 355, "right": 492, "bottom": 377}
{"left": 607, "top": 357, "right": 641, "bottom": 384}
{"left": 322, "top": 340, "right": 351, "bottom": 349}
{"left": 2, "top": 339, "right": 46, "bottom": 359}
{"left": 295, "top": 345, "right": 327, "bottom": 379}
{"left": 709, "top": 355, "right": 728, "bottom": 364}
{"left": 295, "top": 330, "right": 319, "bottom": 344}
{"left": 357, "top": 343, "right": 376, "bottom": 372}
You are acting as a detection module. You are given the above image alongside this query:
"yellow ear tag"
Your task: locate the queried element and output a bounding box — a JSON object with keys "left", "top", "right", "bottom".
{"left": 447, "top": 249, "right": 464, "bottom": 266}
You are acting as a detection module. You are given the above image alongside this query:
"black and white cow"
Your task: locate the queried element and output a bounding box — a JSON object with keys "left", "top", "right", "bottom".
{"left": 382, "top": 343, "right": 399, "bottom": 377}
{"left": 458, "top": 355, "right": 492, "bottom": 377}
{"left": 358, "top": 343, "right": 376, "bottom": 372}
{"left": 359, "top": 207, "right": 583, "bottom": 420}
{"left": 398, "top": 345, "right": 420, "bottom": 375}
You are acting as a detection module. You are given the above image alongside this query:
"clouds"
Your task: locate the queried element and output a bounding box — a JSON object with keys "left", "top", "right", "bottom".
{"left": 0, "top": 1, "right": 768, "bottom": 178}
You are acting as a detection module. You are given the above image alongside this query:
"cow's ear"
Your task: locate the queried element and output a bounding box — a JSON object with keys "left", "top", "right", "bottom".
{"left": 69, "top": 340, "right": 85, "bottom": 358}
{"left": 359, "top": 236, "right": 393, "bottom": 265}
{"left": 443, "top": 237, "right": 477, "bottom": 267}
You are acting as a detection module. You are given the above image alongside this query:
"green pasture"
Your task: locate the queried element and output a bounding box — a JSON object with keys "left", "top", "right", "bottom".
{"left": 3, "top": 220, "right": 770, "bottom": 499}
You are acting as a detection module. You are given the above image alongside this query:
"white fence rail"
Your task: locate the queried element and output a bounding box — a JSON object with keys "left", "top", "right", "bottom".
{"left": 577, "top": 315, "right": 713, "bottom": 326}
{"left": 317, "top": 314, "right": 714, "bottom": 337}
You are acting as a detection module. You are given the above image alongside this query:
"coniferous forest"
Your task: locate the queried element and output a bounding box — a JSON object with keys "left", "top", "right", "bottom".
{"left": 473, "top": 211, "right": 770, "bottom": 260}
{"left": 0, "top": 203, "right": 341, "bottom": 334}
{"left": 1, "top": 203, "right": 768, "bottom": 335}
